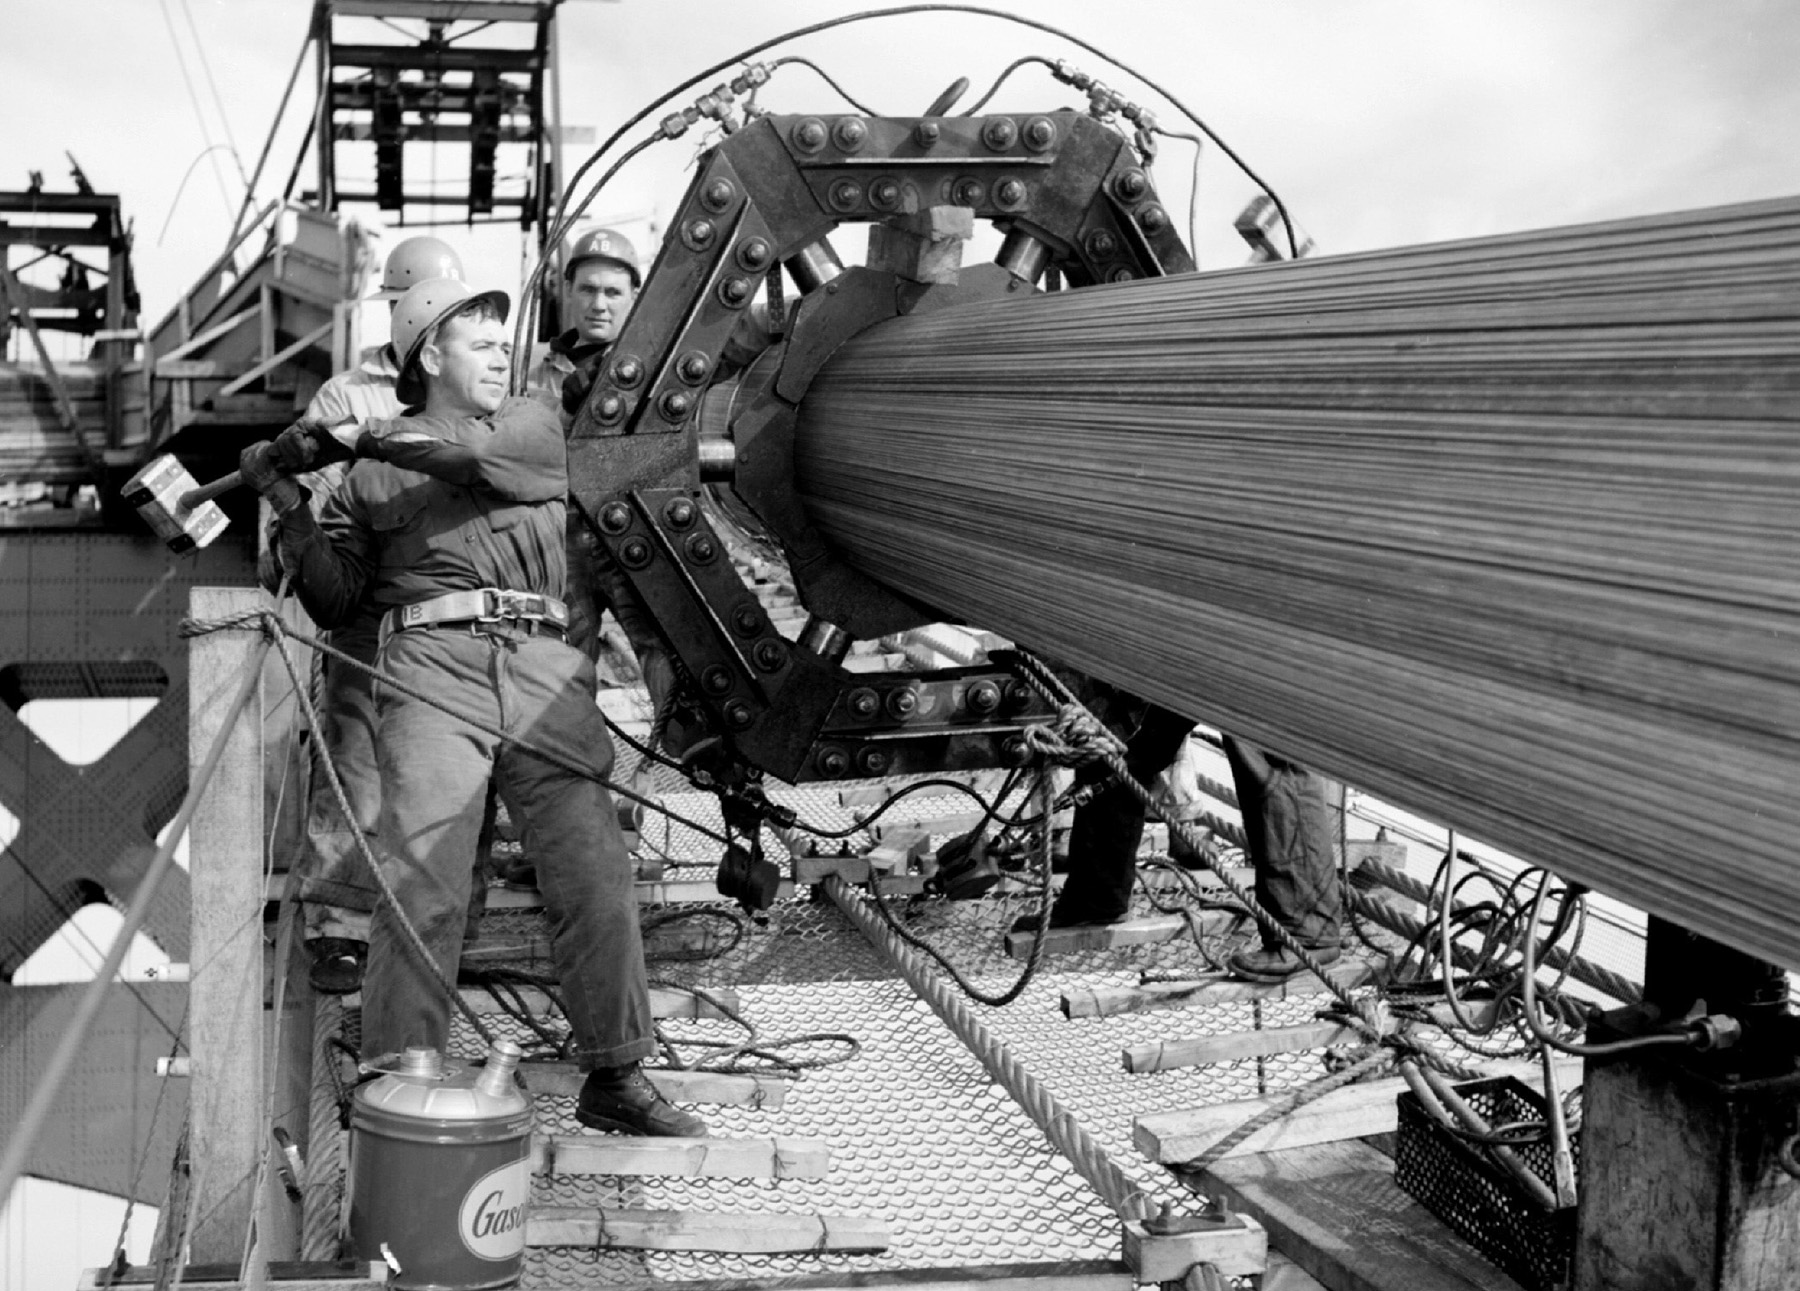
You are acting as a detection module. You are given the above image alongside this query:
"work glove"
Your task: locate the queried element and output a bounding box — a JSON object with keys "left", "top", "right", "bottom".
{"left": 270, "top": 419, "right": 357, "bottom": 473}
{"left": 239, "top": 441, "right": 307, "bottom": 516}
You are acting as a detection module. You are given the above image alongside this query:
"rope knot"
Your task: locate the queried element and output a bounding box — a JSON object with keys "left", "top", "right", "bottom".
{"left": 1021, "top": 703, "right": 1128, "bottom": 767}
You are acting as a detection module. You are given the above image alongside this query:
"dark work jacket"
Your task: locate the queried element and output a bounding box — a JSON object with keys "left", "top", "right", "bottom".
{"left": 278, "top": 397, "right": 569, "bottom": 629}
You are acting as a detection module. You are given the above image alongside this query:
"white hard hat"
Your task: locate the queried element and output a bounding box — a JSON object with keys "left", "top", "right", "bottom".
{"left": 372, "top": 235, "right": 465, "bottom": 300}
{"left": 391, "top": 277, "right": 510, "bottom": 404}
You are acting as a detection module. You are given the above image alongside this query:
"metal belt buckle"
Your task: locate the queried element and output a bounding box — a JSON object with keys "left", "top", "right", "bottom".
{"left": 483, "top": 589, "right": 544, "bottom": 624}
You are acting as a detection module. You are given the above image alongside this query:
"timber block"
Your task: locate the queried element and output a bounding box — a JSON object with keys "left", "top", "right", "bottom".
{"left": 525, "top": 1205, "right": 888, "bottom": 1254}
{"left": 519, "top": 1062, "right": 791, "bottom": 1110}
{"left": 1062, "top": 960, "right": 1374, "bottom": 1019}
{"left": 1122, "top": 1021, "right": 1359, "bottom": 1074}
{"left": 1122, "top": 1212, "right": 1267, "bottom": 1282}
{"left": 533, "top": 1133, "right": 829, "bottom": 1179}
{"left": 1003, "top": 910, "right": 1238, "bottom": 960}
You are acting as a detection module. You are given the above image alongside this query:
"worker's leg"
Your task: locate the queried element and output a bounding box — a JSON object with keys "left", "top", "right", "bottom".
{"left": 494, "top": 631, "right": 703, "bottom": 1136}
{"left": 297, "top": 618, "right": 383, "bottom": 993}
{"left": 1223, "top": 734, "right": 1342, "bottom": 981}
{"left": 360, "top": 629, "right": 499, "bottom": 1060}
{"left": 1038, "top": 699, "right": 1194, "bottom": 927}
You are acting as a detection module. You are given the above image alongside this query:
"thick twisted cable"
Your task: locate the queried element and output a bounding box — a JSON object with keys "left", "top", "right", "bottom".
{"left": 263, "top": 615, "right": 499, "bottom": 1047}
{"left": 828, "top": 874, "right": 1159, "bottom": 1222}
{"left": 1174, "top": 1045, "right": 1395, "bottom": 1176}
{"left": 300, "top": 996, "right": 349, "bottom": 1260}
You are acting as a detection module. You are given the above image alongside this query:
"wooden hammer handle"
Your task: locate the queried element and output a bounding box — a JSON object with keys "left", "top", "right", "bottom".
{"left": 178, "top": 470, "right": 243, "bottom": 510}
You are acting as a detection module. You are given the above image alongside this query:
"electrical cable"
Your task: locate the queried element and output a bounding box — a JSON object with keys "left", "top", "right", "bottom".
{"left": 769, "top": 56, "right": 880, "bottom": 115}
{"left": 959, "top": 55, "right": 1059, "bottom": 115}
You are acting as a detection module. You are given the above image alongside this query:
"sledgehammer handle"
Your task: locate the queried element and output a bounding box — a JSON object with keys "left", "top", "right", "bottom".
{"left": 178, "top": 470, "right": 243, "bottom": 510}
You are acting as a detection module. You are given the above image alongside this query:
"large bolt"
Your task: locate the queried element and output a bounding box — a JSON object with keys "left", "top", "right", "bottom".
{"left": 662, "top": 496, "right": 697, "bottom": 529}
{"left": 594, "top": 393, "right": 625, "bottom": 424}
{"left": 731, "top": 604, "right": 761, "bottom": 636}
{"left": 981, "top": 117, "right": 1018, "bottom": 150}
{"left": 886, "top": 686, "right": 919, "bottom": 720}
{"left": 858, "top": 747, "right": 892, "bottom": 777}
{"left": 1114, "top": 169, "right": 1150, "bottom": 202}
{"left": 611, "top": 356, "right": 644, "bottom": 388}
{"left": 1022, "top": 115, "right": 1057, "bottom": 151}
{"left": 994, "top": 178, "right": 1026, "bottom": 209}
{"left": 682, "top": 218, "right": 717, "bottom": 251}
{"left": 1001, "top": 734, "right": 1030, "bottom": 764}
{"left": 701, "top": 177, "right": 737, "bottom": 211}
{"left": 870, "top": 178, "right": 902, "bottom": 211}
{"left": 724, "top": 700, "right": 754, "bottom": 730}
{"left": 736, "top": 237, "right": 773, "bottom": 272}
{"left": 952, "top": 177, "right": 985, "bottom": 208}
{"left": 816, "top": 745, "right": 851, "bottom": 778}
{"left": 677, "top": 351, "right": 712, "bottom": 384}
{"left": 618, "top": 536, "right": 652, "bottom": 568}
{"left": 702, "top": 665, "right": 732, "bottom": 695}
{"left": 829, "top": 180, "right": 863, "bottom": 211}
{"left": 793, "top": 117, "right": 828, "bottom": 152}
{"left": 847, "top": 687, "right": 880, "bottom": 720}
{"left": 598, "top": 501, "right": 632, "bottom": 534}
{"left": 965, "top": 679, "right": 1001, "bottom": 716}
{"left": 659, "top": 389, "right": 694, "bottom": 421}
{"left": 684, "top": 532, "right": 718, "bottom": 564}
{"left": 832, "top": 117, "right": 868, "bottom": 151}
{"left": 1108, "top": 266, "right": 1136, "bottom": 284}
{"left": 1003, "top": 680, "right": 1035, "bottom": 710}
{"left": 717, "top": 275, "right": 753, "bottom": 308}
{"left": 752, "top": 639, "right": 786, "bottom": 672}
{"left": 914, "top": 120, "right": 940, "bottom": 148}
{"left": 1085, "top": 229, "right": 1119, "bottom": 260}
{"left": 1139, "top": 204, "right": 1169, "bottom": 233}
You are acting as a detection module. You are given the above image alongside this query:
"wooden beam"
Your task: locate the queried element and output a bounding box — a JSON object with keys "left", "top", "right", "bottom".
{"left": 533, "top": 1134, "right": 828, "bottom": 1180}
{"left": 1121, "top": 1214, "right": 1268, "bottom": 1283}
{"left": 1063, "top": 961, "right": 1373, "bottom": 1019}
{"left": 634, "top": 1260, "right": 1135, "bottom": 1290}
{"left": 1004, "top": 912, "right": 1229, "bottom": 960}
{"left": 79, "top": 1263, "right": 387, "bottom": 1290}
{"left": 1133, "top": 1055, "right": 1584, "bottom": 1165}
{"left": 1123, "top": 1022, "right": 1359, "bottom": 1074}
{"left": 518, "top": 1062, "right": 791, "bottom": 1110}
{"left": 525, "top": 1205, "right": 887, "bottom": 1254}
{"left": 459, "top": 984, "right": 739, "bottom": 1021}
{"left": 1196, "top": 1138, "right": 1523, "bottom": 1291}
{"left": 186, "top": 588, "right": 268, "bottom": 1265}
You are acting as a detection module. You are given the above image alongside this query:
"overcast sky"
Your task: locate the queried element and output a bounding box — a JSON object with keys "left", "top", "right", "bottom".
{"left": 4, "top": 0, "right": 1799, "bottom": 329}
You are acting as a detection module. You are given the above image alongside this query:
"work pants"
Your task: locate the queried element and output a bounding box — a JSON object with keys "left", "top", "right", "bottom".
{"left": 1221, "top": 734, "right": 1341, "bottom": 949}
{"left": 298, "top": 618, "right": 383, "bottom": 940}
{"left": 360, "top": 623, "right": 654, "bottom": 1069}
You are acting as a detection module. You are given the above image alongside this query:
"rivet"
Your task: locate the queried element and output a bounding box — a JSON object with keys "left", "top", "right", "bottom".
{"left": 618, "top": 536, "right": 652, "bottom": 568}
{"left": 753, "top": 639, "right": 786, "bottom": 672}
{"left": 793, "top": 117, "right": 828, "bottom": 152}
{"left": 1085, "top": 229, "right": 1119, "bottom": 260}
{"left": 594, "top": 393, "right": 625, "bottom": 424}
{"left": 731, "top": 604, "right": 761, "bottom": 636}
{"left": 1114, "top": 169, "right": 1150, "bottom": 202}
{"left": 1108, "top": 266, "right": 1136, "bottom": 283}
{"left": 1001, "top": 734, "right": 1029, "bottom": 763}
{"left": 829, "top": 179, "right": 863, "bottom": 212}
{"left": 701, "top": 177, "right": 737, "bottom": 211}
{"left": 869, "top": 178, "right": 902, "bottom": 211}
{"left": 611, "top": 356, "right": 644, "bottom": 388}
{"left": 952, "top": 177, "right": 985, "bottom": 208}
{"left": 735, "top": 237, "right": 773, "bottom": 272}
{"left": 598, "top": 501, "right": 632, "bottom": 534}
{"left": 702, "top": 665, "right": 732, "bottom": 695}
{"left": 724, "top": 700, "right": 754, "bottom": 730}
{"left": 681, "top": 219, "right": 717, "bottom": 251}
{"left": 659, "top": 389, "right": 694, "bottom": 421}
{"left": 717, "top": 276, "right": 753, "bottom": 308}
{"left": 980, "top": 117, "right": 1018, "bottom": 151}
{"left": 1139, "top": 204, "right": 1169, "bottom": 233}
{"left": 684, "top": 532, "right": 718, "bottom": 563}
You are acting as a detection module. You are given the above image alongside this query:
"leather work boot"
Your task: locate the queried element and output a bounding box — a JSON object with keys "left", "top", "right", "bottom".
{"left": 1227, "top": 941, "right": 1341, "bottom": 984}
{"left": 576, "top": 1065, "right": 708, "bottom": 1137}
{"left": 1009, "top": 904, "right": 1129, "bottom": 935}
{"left": 307, "top": 937, "right": 367, "bottom": 995}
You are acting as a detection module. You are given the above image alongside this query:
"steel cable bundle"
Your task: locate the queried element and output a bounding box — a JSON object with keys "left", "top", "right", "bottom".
{"left": 790, "top": 195, "right": 1800, "bottom": 971}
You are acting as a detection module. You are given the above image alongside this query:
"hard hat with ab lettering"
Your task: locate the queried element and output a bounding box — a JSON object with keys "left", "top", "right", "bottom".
{"left": 372, "top": 235, "right": 465, "bottom": 300}
{"left": 391, "top": 277, "right": 510, "bottom": 404}
{"left": 564, "top": 227, "right": 640, "bottom": 288}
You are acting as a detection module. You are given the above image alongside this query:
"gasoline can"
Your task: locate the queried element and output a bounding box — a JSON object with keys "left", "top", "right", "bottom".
{"left": 348, "top": 1040, "right": 533, "bottom": 1290}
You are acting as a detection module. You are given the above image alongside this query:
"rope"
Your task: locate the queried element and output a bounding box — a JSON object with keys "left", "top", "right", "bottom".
{"left": 300, "top": 996, "right": 350, "bottom": 1260}
{"left": 1173, "top": 1045, "right": 1396, "bottom": 1176}
{"left": 829, "top": 874, "right": 1163, "bottom": 1223}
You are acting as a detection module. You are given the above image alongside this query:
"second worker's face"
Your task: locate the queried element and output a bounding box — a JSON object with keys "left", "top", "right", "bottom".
{"left": 422, "top": 311, "right": 512, "bottom": 415}
{"left": 568, "top": 262, "right": 636, "bottom": 345}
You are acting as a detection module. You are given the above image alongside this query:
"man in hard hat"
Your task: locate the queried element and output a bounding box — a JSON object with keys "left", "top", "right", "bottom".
{"left": 529, "top": 226, "right": 639, "bottom": 419}
{"left": 283, "top": 235, "right": 477, "bottom": 997}
{"left": 244, "top": 276, "right": 706, "bottom": 1137}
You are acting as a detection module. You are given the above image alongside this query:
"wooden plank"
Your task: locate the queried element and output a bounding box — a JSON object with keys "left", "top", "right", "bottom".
{"left": 791, "top": 853, "right": 930, "bottom": 894}
{"left": 186, "top": 588, "right": 268, "bottom": 1264}
{"left": 1003, "top": 912, "right": 1230, "bottom": 960}
{"left": 460, "top": 918, "right": 726, "bottom": 963}
{"left": 1122, "top": 1214, "right": 1268, "bottom": 1283}
{"left": 637, "top": 1261, "right": 1133, "bottom": 1290}
{"left": 1198, "top": 1138, "right": 1522, "bottom": 1291}
{"left": 837, "top": 770, "right": 1006, "bottom": 808}
{"left": 80, "top": 1262, "right": 387, "bottom": 1289}
{"left": 477, "top": 875, "right": 788, "bottom": 909}
{"left": 1063, "top": 961, "right": 1373, "bottom": 1019}
{"left": 518, "top": 1061, "right": 791, "bottom": 1109}
{"left": 526, "top": 1205, "right": 887, "bottom": 1253}
{"left": 1134, "top": 1055, "right": 1582, "bottom": 1165}
{"left": 1123, "top": 1022, "right": 1359, "bottom": 1074}
{"left": 867, "top": 811, "right": 987, "bottom": 842}
{"left": 532, "top": 1134, "right": 829, "bottom": 1179}
{"left": 459, "top": 984, "right": 738, "bottom": 1021}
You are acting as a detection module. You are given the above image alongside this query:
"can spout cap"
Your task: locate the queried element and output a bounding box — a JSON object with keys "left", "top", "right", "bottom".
{"left": 398, "top": 1047, "right": 443, "bottom": 1079}
{"left": 474, "top": 1039, "right": 525, "bottom": 1098}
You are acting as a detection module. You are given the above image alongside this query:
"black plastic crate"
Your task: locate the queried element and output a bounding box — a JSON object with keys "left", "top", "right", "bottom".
{"left": 1394, "top": 1074, "right": 1579, "bottom": 1291}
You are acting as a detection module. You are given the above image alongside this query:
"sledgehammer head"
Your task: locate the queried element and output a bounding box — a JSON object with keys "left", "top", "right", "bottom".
{"left": 122, "top": 455, "right": 231, "bottom": 553}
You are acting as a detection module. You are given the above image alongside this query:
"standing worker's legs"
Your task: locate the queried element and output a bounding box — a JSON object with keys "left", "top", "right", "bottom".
{"left": 298, "top": 619, "right": 384, "bottom": 993}
{"left": 493, "top": 634, "right": 704, "bottom": 1136}
{"left": 360, "top": 630, "right": 500, "bottom": 1059}
{"left": 1223, "top": 734, "right": 1342, "bottom": 981}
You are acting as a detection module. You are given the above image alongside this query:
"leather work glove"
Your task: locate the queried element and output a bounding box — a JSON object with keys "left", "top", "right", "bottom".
{"left": 239, "top": 441, "right": 307, "bottom": 516}
{"left": 270, "top": 419, "right": 357, "bottom": 473}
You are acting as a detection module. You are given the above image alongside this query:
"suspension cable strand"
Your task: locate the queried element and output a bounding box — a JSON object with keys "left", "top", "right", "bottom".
{"left": 0, "top": 628, "right": 272, "bottom": 1210}
{"left": 828, "top": 873, "right": 1161, "bottom": 1222}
